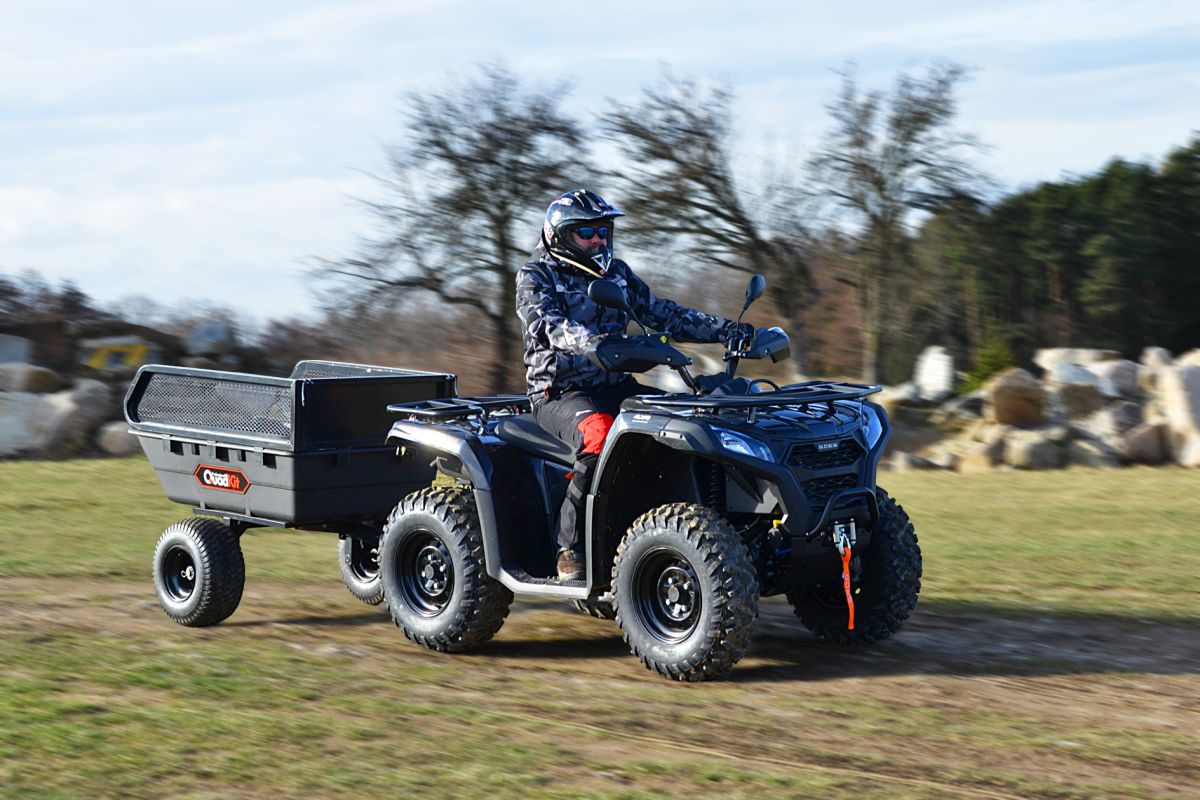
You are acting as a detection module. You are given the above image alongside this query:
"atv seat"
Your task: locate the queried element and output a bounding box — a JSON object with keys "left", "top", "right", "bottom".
{"left": 494, "top": 415, "right": 576, "bottom": 467}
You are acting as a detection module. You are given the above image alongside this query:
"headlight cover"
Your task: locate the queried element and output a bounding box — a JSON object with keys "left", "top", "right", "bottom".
{"left": 715, "top": 428, "right": 774, "bottom": 462}
{"left": 862, "top": 405, "right": 885, "bottom": 450}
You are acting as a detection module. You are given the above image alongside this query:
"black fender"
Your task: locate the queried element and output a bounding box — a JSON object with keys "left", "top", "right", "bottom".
{"left": 385, "top": 421, "right": 587, "bottom": 599}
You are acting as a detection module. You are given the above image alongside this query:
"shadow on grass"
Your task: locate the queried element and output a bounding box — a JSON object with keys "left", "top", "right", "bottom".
{"left": 465, "top": 635, "right": 631, "bottom": 660}
{"left": 223, "top": 611, "right": 388, "bottom": 628}
{"left": 734, "top": 599, "right": 1200, "bottom": 683}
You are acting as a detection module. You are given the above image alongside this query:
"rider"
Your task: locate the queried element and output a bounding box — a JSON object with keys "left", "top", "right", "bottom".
{"left": 516, "top": 189, "right": 752, "bottom": 580}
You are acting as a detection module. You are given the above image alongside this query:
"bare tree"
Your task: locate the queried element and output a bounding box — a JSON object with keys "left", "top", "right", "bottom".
{"left": 602, "top": 75, "right": 817, "bottom": 374}
{"left": 316, "top": 64, "right": 592, "bottom": 392}
{"left": 808, "top": 62, "right": 989, "bottom": 382}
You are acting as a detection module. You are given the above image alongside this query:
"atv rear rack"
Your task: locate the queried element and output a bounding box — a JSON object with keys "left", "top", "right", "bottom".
{"left": 387, "top": 394, "right": 530, "bottom": 422}
{"left": 638, "top": 381, "right": 882, "bottom": 410}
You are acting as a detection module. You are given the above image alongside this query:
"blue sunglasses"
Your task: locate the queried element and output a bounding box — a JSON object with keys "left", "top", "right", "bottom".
{"left": 572, "top": 225, "right": 610, "bottom": 240}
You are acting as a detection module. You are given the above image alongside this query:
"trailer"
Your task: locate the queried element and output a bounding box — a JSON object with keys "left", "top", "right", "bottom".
{"left": 125, "top": 360, "right": 455, "bottom": 625}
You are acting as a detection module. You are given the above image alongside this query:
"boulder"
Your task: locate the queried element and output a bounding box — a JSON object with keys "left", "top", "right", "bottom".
{"left": 0, "top": 333, "right": 33, "bottom": 363}
{"left": 968, "top": 420, "right": 1012, "bottom": 446}
{"left": 930, "top": 390, "right": 984, "bottom": 425}
{"left": 1040, "top": 424, "right": 1074, "bottom": 444}
{"left": 1117, "top": 422, "right": 1168, "bottom": 465}
{"left": 1004, "top": 429, "right": 1065, "bottom": 470}
{"left": 1046, "top": 383, "right": 1106, "bottom": 420}
{"left": 1139, "top": 347, "right": 1173, "bottom": 393}
{"left": 890, "top": 452, "right": 939, "bottom": 471}
{"left": 985, "top": 368, "right": 1045, "bottom": 426}
{"left": 1066, "top": 438, "right": 1119, "bottom": 468}
{"left": 1033, "top": 348, "right": 1120, "bottom": 374}
{"left": 926, "top": 451, "right": 961, "bottom": 471}
{"left": 1157, "top": 365, "right": 1200, "bottom": 465}
{"left": 1174, "top": 432, "right": 1200, "bottom": 468}
{"left": 1077, "top": 402, "right": 1144, "bottom": 440}
{"left": 0, "top": 363, "right": 69, "bottom": 393}
{"left": 912, "top": 346, "right": 956, "bottom": 403}
{"left": 0, "top": 393, "right": 48, "bottom": 456}
{"left": 1141, "top": 346, "right": 1173, "bottom": 370}
{"left": 96, "top": 421, "right": 141, "bottom": 456}
{"left": 958, "top": 440, "right": 1005, "bottom": 472}
{"left": 37, "top": 379, "right": 116, "bottom": 455}
{"left": 1177, "top": 349, "right": 1200, "bottom": 369}
{"left": 1084, "top": 359, "right": 1141, "bottom": 398}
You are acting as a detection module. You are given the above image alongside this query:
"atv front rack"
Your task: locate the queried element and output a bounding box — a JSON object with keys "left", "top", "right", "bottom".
{"left": 638, "top": 381, "right": 882, "bottom": 410}
{"left": 387, "top": 394, "right": 530, "bottom": 422}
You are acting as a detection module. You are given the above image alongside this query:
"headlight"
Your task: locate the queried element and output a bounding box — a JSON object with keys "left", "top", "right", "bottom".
{"left": 715, "top": 428, "right": 774, "bottom": 462}
{"left": 862, "top": 406, "right": 884, "bottom": 449}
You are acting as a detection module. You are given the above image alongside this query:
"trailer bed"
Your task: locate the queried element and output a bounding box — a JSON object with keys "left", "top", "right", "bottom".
{"left": 124, "top": 360, "right": 455, "bottom": 526}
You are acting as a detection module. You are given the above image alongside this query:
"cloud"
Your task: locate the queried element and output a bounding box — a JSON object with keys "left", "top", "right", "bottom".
{"left": 3, "top": 1, "right": 1199, "bottom": 319}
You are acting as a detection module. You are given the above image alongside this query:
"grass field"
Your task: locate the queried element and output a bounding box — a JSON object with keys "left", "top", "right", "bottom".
{"left": 2, "top": 457, "right": 1198, "bottom": 799}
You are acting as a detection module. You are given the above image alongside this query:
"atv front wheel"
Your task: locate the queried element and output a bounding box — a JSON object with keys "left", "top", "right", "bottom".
{"left": 786, "top": 488, "right": 921, "bottom": 645}
{"left": 379, "top": 487, "right": 513, "bottom": 652}
{"left": 612, "top": 503, "right": 758, "bottom": 681}
{"left": 152, "top": 517, "right": 245, "bottom": 627}
{"left": 338, "top": 533, "right": 383, "bottom": 606}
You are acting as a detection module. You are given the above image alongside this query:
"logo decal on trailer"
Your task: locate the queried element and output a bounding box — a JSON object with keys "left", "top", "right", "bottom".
{"left": 194, "top": 464, "right": 251, "bottom": 494}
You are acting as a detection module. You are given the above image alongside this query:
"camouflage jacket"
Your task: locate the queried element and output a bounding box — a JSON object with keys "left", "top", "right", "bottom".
{"left": 516, "top": 244, "right": 739, "bottom": 398}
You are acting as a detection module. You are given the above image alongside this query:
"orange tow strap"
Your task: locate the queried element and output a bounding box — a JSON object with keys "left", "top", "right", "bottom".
{"left": 838, "top": 540, "right": 855, "bottom": 630}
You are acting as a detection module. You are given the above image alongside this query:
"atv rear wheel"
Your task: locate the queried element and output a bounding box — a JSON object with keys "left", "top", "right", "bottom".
{"left": 338, "top": 534, "right": 383, "bottom": 606}
{"left": 379, "top": 486, "right": 513, "bottom": 652}
{"left": 613, "top": 503, "right": 758, "bottom": 681}
{"left": 152, "top": 517, "right": 245, "bottom": 627}
{"left": 786, "top": 488, "right": 921, "bottom": 645}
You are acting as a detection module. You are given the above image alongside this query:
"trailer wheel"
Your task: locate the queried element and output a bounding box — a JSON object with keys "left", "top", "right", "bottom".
{"left": 338, "top": 534, "right": 383, "bottom": 606}
{"left": 152, "top": 517, "right": 245, "bottom": 627}
{"left": 612, "top": 503, "right": 758, "bottom": 681}
{"left": 379, "top": 486, "right": 513, "bottom": 652}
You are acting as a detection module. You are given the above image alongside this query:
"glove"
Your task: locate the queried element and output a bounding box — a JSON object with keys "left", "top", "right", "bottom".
{"left": 722, "top": 322, "right": 755, "bottom": 348}
{"left": 582, "top": 334, "right": 608, "bottom": 369}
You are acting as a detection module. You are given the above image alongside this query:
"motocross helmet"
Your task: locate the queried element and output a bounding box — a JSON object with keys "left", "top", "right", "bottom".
{"left": 541, "top": 189, "right": 625, "bottom": 278}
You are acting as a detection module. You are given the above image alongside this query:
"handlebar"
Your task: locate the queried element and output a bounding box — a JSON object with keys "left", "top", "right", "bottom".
{"left": 585, "top": 334, "right": 692, "bottom": 374}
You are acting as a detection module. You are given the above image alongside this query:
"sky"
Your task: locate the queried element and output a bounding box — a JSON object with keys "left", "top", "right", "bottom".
{"left": 2, "top": 0, "right": 1198, "bottom": 323}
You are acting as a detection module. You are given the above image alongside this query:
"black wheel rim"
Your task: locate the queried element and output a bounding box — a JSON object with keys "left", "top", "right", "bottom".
{"left": 162, "top": 545, "right": 197, "bottom": 602}
{"left": 632, "top": 547, "right": 701, "bottom": 643}
{"left": 395, "top": 530, "right": 453, "bottom": 616}
{"left": 807, "top": 555, "right": 861, "bottom": 609}
{"left": 348, "top": 537, "right": 379, "bottom": 582}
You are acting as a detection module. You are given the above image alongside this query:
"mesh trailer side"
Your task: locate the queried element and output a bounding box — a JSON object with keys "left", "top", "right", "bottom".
{"left": 127, "top": 367, "right": 296, "bottom": 449}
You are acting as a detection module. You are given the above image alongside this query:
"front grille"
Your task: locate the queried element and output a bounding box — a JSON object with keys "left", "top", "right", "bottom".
{"left": 801, "top": 474, "right": 860, "bottom": 510}
{"left": 136, "top": 373, "right": 292, "bottom": 441}
{"left": 787, "top": 439, "right": 860, "bottom": 470}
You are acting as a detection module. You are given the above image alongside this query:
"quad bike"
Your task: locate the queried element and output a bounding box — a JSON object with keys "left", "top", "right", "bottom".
{"left": 378, "top": 275, "right": 921, "bottom": 681}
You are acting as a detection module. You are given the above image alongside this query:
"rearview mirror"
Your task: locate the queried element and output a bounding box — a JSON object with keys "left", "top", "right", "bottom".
{"left": 743, "top": 274, "right": 766, "bottom": 311}
{"left": 588, "top": 279, "right": 630, "bottom": 312}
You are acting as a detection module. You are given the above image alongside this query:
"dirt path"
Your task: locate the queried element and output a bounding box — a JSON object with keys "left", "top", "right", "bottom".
{"left": 4, "top": 576, "right": 1198, "bottom": 798}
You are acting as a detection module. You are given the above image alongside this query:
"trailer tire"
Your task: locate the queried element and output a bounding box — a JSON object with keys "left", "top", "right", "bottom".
{"left": 152, "top": 517, "right": 245, "bottom": 627}
{"left": 379, "top": 486, "right": 512, "bottom": 652}
{"left": 786, "top": 488, "right": 921, "bottom": 645}
{"left": 613, "top": 503, "right": 758, "bottom": 681}
{"left": 338, "top": 534, "right": 384, "bottom": 606}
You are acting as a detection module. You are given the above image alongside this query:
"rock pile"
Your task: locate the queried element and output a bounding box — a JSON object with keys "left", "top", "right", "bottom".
{"left": 887, "top": 346, "right": 1200, "bottom": 471}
